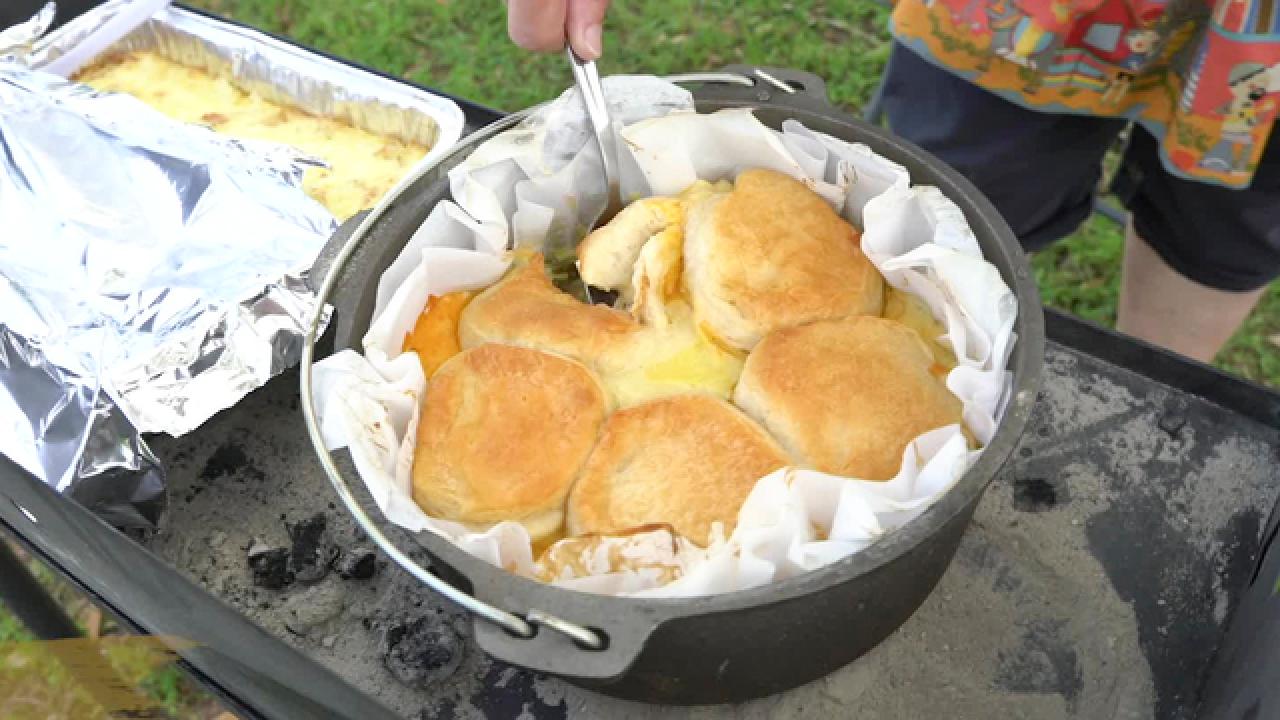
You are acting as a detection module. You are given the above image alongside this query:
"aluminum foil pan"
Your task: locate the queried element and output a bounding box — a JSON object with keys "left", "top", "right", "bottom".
{"left": 29, "top": 1, "right": 465, "bottom": 151}
{"left": 1, "top": 1, "right": 462, "bottom": 528}
{"left": 0, "top": 2, "right": 54, "bottom": 62}
{"left": 0, "top": 61, "right": 334, "bottom": 527}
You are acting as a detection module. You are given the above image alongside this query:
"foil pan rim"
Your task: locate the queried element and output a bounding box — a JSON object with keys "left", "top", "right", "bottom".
{"left": 30, "top": 2, "right": 466, "bottom": 158}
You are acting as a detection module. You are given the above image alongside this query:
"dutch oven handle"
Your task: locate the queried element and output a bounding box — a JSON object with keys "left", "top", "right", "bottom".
{"left": 300, "top": 203, "right": 666, "bottom": 682}
{"left": 691, "top": 64, "right": 839, "bottom": 114}
{"left": 463, "top": 560, "right": 672, "bottom": 683}
{"left": 301, "top": 68, "right": 845, "bottom": 684}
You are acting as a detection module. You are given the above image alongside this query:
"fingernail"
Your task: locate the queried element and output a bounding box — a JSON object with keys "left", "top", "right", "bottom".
{"left": 582, "top": 23, "right": 603, "bottom": 60}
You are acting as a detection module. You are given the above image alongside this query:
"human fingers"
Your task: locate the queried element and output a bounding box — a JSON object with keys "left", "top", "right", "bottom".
{"left": 565, "top": 0, "right": 610, "bottom": 60}
{"left": 507, "top": 0, "right": 569, "bottom": 53}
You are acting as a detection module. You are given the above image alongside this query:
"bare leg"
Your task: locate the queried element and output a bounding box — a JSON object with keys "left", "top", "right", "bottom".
{"left": 1117, "top": 219, "right": 1264, "bottom": 363}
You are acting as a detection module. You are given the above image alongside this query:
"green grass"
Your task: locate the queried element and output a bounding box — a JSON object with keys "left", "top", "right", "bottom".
{"left": 192, "top": 0, "right": 893, "bottom": 115}
{"left": 0, "top": 540, "right": 232, "bottom": 719}
{"left": 1219, "top": 284, "right": 1280, "bottom": 385}
{"left": 186, "top": 0, "right": 1280, "bottom": 385}
{"left": 1030, "top": 213, "right": 1126, "bottom": 327}
{"left": 0, "top": 610, "right": 33, "bottom": 644}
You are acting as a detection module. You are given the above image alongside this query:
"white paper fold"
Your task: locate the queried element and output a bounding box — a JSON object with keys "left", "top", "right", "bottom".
{"left": 313, "top": 77, "right": 1018, "bottom": 597}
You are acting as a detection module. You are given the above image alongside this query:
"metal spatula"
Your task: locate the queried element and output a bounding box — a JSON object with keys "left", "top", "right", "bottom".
{"left": 565, "top": 47, "right": 621, "bottom": 306}
{"left": 567, "top": 47, "right": 623, "bottom": 228}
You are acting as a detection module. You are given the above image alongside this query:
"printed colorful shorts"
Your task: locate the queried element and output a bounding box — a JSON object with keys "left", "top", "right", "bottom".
{"left": 880, "top": 43, "right": 1280, "bottom": 292}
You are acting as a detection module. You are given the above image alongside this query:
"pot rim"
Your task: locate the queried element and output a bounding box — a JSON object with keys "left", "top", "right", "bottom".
{"left": 299, "top": 75, "right": 1045, "bottom": 664}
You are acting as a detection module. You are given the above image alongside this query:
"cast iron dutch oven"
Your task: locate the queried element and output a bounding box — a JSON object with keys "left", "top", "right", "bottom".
{"left": 301, "top": 66, "right": 1045, "bottom": 705}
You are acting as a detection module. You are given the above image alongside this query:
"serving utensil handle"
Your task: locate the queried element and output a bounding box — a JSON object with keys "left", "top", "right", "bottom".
{"left": 566, "top": 47, "right": 622, "bottom": 215}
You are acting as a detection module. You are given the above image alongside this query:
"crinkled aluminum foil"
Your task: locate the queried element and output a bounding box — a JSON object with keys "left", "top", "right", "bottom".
{"left": 1, "top": 0, "right": 462, "bottom": 528}
{"left": 0, "top": 2, "right": 54, "bottom": 62}
{"left": 0, "top": 58, "right": 336, "bottom": 526}
{"left": 0, "top": 0, "right": 463, "bottom": 528}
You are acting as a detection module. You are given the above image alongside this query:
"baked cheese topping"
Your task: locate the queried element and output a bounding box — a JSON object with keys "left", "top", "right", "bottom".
{"left": 75, "top": 51, "right": 432, "bottom": 220}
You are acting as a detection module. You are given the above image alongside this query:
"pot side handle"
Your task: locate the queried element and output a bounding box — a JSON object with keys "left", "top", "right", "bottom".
{"left": 471, "top": 615, "right": 660, "bottom": 684}
{"left": 462, "top": 566, "right": 670, "bottom": 683}
{"left": 692, "top": 64, "right": 837, "bottom": 112}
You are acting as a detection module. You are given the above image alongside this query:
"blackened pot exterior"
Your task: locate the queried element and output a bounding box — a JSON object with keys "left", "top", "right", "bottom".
{"left": 579, "top": 497, "right": 979, "bottom": 703}
{"left": 309, "top": 67, "right": 1045, "bottom": 705}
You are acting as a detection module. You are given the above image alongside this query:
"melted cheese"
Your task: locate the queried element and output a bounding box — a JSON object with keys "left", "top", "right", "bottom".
{"left": 626, "top": 180, "right": 729, "bottom": 326}
{"left": 883, "top": 287, "right": 958, "bottom": 379}
{"left": 74, "top": 51, "right": 432, "bottom": 220}
{"left": 403, "top": 291, "right": 472, "bottom": 377}
{"left": 596, "top": 300, "right": 744, "bottom": 409}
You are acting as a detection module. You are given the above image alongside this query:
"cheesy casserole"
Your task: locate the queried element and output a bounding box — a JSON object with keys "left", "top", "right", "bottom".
{"left": 75, "top": 51, "right": 432, "bottom": 220}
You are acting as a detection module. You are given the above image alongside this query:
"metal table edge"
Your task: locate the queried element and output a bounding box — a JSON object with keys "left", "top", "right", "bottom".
{"left": 6, "top": 316, "right": 1276, "bottom": 720}
{"left": 0, "top": 453, "right": 400, "bottom": 720}
{"left": 1044, "top": 308, "right": 1280, "bottom": 429}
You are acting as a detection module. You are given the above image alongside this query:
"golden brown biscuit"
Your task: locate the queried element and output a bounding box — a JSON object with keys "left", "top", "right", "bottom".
{"left": 457, "top": 253, "right": 640, "bottom": 364}
{"left": 577, "top": 180, "right": 728, "bottom": 327}
{"left": 684, "top": 168, "right": 885, "bottom": 350}
{"left": 567, "top": 394, "right": 791, "bottom": 546}
{"left": 733, "top": 316, "right": 963, "bottom": 481}
{"left": 456, "top": 254, "right": 743, "bottom": 410}
{"left": 577, "top": 196, "right": 683, "bottom": 293}
{"left": 411, "top": 344, "right": 608, "bottom": 542}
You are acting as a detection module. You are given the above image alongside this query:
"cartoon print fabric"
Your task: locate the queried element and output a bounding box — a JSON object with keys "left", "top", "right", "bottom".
{"left": 891, "top": 0, "right": 1280, "bottom": 187}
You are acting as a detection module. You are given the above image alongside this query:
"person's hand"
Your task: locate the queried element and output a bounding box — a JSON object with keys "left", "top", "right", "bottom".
{"left": 507, "top": 0, "right": 611, "bottom": 61}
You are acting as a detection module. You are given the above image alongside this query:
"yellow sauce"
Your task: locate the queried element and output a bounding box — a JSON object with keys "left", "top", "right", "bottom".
{"left": 577, "top": 179, "right": 745, "bottom": 408}
{"left": 74, "top": 51, "right": 433, "bottom": 220}
{"left": 402, "top": 291, "right": 473, "bottom": 377}
{"left": 530, "top": 530, "right": 566, "bottom": 562}
{"left": 883, "top": 287, "right": 958, "bottom": 378}
{"left": 597, "top": 300, "right": 745, "bottom": 409}
{"left": 627, "top": 182, "right": 724, "bottom": 325}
